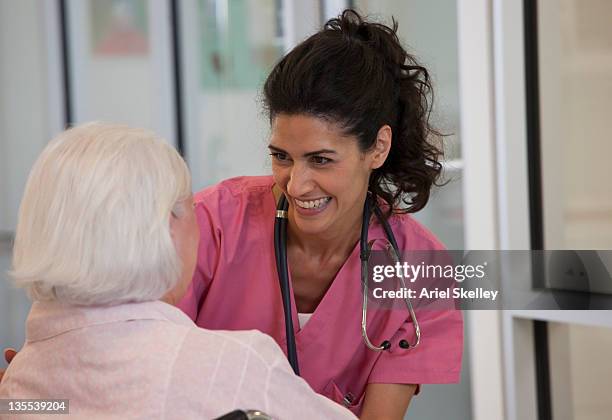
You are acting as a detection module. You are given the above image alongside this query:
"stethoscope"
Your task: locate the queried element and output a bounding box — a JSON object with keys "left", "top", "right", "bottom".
{"left": 274, "top": 192, "right": 421, "bottom": 375}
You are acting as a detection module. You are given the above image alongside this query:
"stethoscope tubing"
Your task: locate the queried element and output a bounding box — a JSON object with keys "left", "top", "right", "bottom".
{"left": 273, "top": 194, "right": 300, "bottom": 375}
{"left": 274, "top": 192, "right": 420, "bottom": 375}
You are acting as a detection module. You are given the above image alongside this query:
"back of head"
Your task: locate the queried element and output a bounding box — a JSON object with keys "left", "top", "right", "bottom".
{"left": 10, "top": 122, "right": 191, "bottom": 306}
{"left": 263, "top": 9, "right": 443, "bottom": 213}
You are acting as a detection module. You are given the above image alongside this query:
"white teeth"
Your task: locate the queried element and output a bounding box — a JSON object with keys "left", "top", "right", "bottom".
{"left": 295, "top": 197, "right": 331, "bottom": 209}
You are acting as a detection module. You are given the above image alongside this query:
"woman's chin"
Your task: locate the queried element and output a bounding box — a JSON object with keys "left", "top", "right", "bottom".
{"left": 291, "top": 208, "right": 334, "bottom": 236}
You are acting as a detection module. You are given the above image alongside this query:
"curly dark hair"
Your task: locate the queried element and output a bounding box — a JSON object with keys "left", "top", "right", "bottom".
{"left": 263, "top": 9, "right": 443, "bottom": 216}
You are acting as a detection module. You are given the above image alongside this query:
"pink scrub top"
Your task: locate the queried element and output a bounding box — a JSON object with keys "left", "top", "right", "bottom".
{"left": 178, "top": 176, "right": 463, "bottom": 415}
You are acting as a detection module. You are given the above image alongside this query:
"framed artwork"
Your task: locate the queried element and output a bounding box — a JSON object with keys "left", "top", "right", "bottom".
{"left": 91, "top": 0, "right": 149, "bottom": 56}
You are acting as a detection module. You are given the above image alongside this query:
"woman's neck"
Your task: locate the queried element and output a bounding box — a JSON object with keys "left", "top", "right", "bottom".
{"left": 287, "top": 202, "right": 363, "bottom": 262}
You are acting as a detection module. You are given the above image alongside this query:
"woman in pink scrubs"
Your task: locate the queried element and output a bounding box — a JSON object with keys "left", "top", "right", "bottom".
{"left": 179, "top": 10, "right": 463, "bottom": 419}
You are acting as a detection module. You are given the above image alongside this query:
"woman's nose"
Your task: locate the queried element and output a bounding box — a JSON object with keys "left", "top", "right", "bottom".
{"left": 286, "top": 164, "right": 314, "bottom": 198}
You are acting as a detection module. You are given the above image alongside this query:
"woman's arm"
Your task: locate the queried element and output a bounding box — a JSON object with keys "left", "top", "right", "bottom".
{"left": 359, "top": 383, "right": 417, "bottom": 420}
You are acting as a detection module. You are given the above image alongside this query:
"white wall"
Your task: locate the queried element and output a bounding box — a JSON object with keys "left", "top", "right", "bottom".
{"left": 65, "top": 0, "right": 176, "bottom": 146}
{"left": 0, "top": 0, "right": 53, "bottom": 232}
{"left": 0, "top": 0, "right": 57, "bottom": 362}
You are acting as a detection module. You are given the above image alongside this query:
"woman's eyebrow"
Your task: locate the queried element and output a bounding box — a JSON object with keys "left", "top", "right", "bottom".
{"left": 268, "top": 145, "right": 337, "bottom": 157}
{"left": 267, "top": 145, "right": 286, "bottom": 153}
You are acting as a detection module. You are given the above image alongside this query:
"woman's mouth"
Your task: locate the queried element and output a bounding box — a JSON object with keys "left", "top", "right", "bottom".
{"left": 293, "top": 197, "right": 332, "bottom": 215}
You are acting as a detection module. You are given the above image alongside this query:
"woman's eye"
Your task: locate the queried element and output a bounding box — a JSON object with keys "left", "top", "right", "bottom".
{"left": 311, "top": 156, "right": 331, "bottom": 165}
{"left": 270, "top": 152, "right": 290, "bottom": 163}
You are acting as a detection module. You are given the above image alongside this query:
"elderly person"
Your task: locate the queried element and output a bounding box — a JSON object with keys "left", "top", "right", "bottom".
{"left": 0, "top": 123, "right": 355, "bottom": 419}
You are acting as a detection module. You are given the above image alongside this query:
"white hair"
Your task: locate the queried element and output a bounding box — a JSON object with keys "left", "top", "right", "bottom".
{"left": 10, "top": 122, "right": 192, "bottom": 306}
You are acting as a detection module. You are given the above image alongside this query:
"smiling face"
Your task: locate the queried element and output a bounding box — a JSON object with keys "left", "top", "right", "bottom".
{"left": 269, "top": 114, "right": 390, "bottom": 239}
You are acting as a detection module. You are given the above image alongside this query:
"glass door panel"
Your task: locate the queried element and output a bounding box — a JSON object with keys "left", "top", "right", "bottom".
{"left": 548, "top": 322, "right": 612, "bottom": 420}
{"left": 538, "top": 0, "right": 612, "bottom": 249}
{"left": 180, "top": 0, "right": 291, "bottom": 190}
{"left": 354, "top": 0, "right": 464, "bottom": 249}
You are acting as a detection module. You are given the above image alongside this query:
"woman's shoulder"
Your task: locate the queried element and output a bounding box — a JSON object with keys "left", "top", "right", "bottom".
{"left": 387, "top": 212, "right": 446, "bottom": 251}
{"left": 193, "top": 176, "right": 274, "bottom": 223}
{"left": 194, "top": 176, "right": 274, "bottom": 203}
